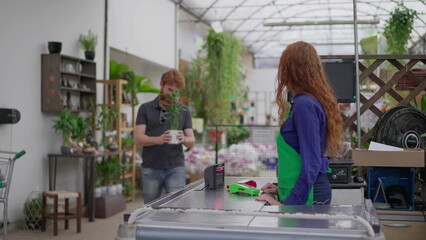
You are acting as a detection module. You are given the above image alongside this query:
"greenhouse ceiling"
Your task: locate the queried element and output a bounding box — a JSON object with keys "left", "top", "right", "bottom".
{"left": 174, "top": 0, "right": 426, "bottom": 58}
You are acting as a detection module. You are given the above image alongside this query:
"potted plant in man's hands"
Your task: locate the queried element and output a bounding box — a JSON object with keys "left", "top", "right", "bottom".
{"left": 79, "top": 30, "right": 98, "bottom": 60}
{"left": 161, "top": 90, "right": 184, "bottom": 144}
{"left": 53, "top": 109, "right": 77, "bottom": 154}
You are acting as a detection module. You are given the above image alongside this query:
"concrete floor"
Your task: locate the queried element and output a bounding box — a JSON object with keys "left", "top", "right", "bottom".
{"left": 7, "top": 196, "right": 143, "bottom": 240}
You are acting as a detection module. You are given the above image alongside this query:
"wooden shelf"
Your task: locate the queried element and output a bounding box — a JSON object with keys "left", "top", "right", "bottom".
{"left": 97, "top": 79, "right": 136, "bottom": 202}
{"left": 61, "top": 71, "right": 80, "bottom": 77}
{"left": 80, "top": 73, "right": 96, "bottom": 78}
{"left": 41, "top": 54, "right": 96, "bottom": 112}
{"left": 121, "top": 172, "right": 133, "bottom": 179}
{"left": 60, "top": 87, "right": 96, "bottom": 93}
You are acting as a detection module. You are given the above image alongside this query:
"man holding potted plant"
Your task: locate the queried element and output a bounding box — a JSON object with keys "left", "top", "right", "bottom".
{"left": 135, "top": 69, "right": 195, "bottom": 204}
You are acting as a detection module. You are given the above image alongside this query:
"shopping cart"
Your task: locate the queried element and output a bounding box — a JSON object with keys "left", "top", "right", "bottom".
{"left": 0, "top": 150, "right": 25, "bottom": 240}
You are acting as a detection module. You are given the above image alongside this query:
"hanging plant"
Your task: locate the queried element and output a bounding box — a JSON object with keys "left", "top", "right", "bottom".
{"left": 204, "top": 29, "right": 244, "bottom": 125}
{"left": 180, "top": 56, "right": 209, "bottom": 120}
{"left": 383, "top": 3, "right": 418, "bottom": 54}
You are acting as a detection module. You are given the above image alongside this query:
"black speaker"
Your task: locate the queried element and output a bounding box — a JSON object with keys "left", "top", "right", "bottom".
{"left": 0, "top": 108, "right": 20, "bottom": 124}
{"left": 204, "top": 164, "right": 225, "bottom": 190}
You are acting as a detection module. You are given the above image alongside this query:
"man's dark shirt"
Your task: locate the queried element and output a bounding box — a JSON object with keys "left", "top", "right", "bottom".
{"left": 136, "top": 97, "right": 192, "bottom": 169}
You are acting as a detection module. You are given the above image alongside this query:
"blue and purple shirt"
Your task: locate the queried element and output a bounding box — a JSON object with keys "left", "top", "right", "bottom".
{"left": 281, "top": 94, "right": 329, "bottom": 205}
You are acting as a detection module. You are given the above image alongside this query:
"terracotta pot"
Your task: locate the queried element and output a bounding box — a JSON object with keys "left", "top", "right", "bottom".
{"left": 207, "top": 129, "right": 225, "bottom": 144}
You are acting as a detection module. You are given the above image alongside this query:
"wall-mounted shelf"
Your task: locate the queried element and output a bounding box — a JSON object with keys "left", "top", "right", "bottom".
{"left": 41, "top": 54, "right": 96, "bottom": 112}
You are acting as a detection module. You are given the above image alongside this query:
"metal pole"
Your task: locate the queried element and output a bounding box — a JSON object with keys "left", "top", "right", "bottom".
{"left": 175, "top": 2, "right": 180, "bottom": 69}
{"left": 103, "top": 0, "right": 108, "bottom": 80}
{"left": 352, "top": 0, "right": 361, "bottom": 148}
{"left": 215, "top": 126, "right": 218, "bottom": 164}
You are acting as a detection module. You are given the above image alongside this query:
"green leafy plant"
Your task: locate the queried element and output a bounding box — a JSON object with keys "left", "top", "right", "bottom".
{"left": 123, "top": 183, "right": 135, "bottom": 196}
{"left": 23, "top": 195, "right": 42, "bottom": 230}
{"left": 383, "top": 3, "right": 418, "bottom": 54}
{"left": 180, "top": 56, "right": 209, "bottom": 120}
{"left": 204, "top": 28, "right": 245, "bottom": 125}
{"left": 122, "top": 137, "right": 134, "bottom": 149}
{"left": 52, "top": 109, "right": 77, "bottom": 146}
{"left": 97, "top": 106, "right": 118, "bottom": 147}
{"left": 161, "top": 90, "right": 183, "bottom": 129}
{"left": 96, "top": 156, "right": 121, "bottom": 185}
{"left": 97, "top": 106, "right": 118, "bottom": 131}
{"left": 109, "top": 60, "right": 160, "bottom": 106}
{"left": 73, "top": 115, "right": 91, "bottom": 142}
{"left": 226, "top": 127, "right": 250, "bottom": 146}
{"left": 412, "top": 94, "right": 426, "bottom": 112}
{"left": 79, "top": 30, "right": 98, "bottom": 51}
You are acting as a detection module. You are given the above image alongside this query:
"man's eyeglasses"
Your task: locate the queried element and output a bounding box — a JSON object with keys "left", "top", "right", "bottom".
{"left": 160, "top": 109, "right": 167, "bottom": 124}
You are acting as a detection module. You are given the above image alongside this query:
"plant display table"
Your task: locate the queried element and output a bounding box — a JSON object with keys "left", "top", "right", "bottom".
{"left": 47, "top": 150, "right": 124, "bottom": 221}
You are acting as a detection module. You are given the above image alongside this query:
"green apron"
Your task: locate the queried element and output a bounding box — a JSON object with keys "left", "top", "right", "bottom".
{"left": 276, "top": 129, "right": 314, "bottom": 205}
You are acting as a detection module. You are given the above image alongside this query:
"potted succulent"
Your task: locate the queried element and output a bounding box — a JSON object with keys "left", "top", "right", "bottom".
{"left": 161, "top": 90, "right": 183, "bottom": 144}
{"left": 79, "top": 30, "right": 98, "bottom": 60}
{"left": 52, "top": 109, "right": 77, "bottom": 154}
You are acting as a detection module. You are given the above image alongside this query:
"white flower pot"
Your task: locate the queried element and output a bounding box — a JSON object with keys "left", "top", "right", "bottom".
{"left": 169, "top": 130, "right": 179, "bottom": 144}
{"left": 101, "top": 186, "right": 108, "bottom": 197}
{"left": 95, "top": 187, "right": 102, "bottom": 198}
{"left": 115, "top": 183, "right": 123, "bottom": 195}
{"left": 108, "top": 185, "right": 117, "bottom": 196}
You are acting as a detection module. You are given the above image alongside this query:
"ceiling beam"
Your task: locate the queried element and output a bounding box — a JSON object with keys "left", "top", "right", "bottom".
{"left": 263, "top": 19, "right": 379, "bottom": 27}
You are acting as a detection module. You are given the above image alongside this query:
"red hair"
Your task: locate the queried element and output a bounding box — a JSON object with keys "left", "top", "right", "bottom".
{"left": 161, "top": 69, "right": 186, "bottom": 89}
{"left": 276, "top": 41, "right": 343, "bottom": 158}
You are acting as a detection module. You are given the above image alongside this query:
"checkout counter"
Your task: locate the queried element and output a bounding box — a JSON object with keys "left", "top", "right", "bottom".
{"left": 116, "top": 177, "right": 384, "bottom": 240}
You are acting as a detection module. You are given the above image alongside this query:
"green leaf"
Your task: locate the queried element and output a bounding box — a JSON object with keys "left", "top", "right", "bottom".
{"left": 136, "top": 76, "right": 160, "bottom": 93}
{"left": 109, "top": 60, "right": 129, "bottom": 79}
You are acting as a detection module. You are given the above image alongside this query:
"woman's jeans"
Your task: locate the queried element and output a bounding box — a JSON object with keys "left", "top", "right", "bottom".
{"left": 142, "top": 166, "right": 186, "bottom": 204}
{"left": 313, "top": 172, "right": 332, "bottom": 205}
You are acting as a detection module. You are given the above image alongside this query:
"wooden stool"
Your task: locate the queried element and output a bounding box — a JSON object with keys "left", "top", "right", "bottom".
{"left": 41, "top": 190, "right": 81, "bottom": 236}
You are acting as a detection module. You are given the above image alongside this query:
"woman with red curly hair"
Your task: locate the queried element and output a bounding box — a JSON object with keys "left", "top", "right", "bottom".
{"left": 256, "top": 41, "right": 343, "bottom": 205}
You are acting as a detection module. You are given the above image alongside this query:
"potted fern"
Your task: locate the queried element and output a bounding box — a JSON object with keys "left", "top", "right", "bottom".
{"left": 79, "top": 30, "right": 98, "bottom": 60}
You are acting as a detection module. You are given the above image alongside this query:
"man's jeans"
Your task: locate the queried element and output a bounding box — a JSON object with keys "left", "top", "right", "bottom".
{"left": 142, "top": 166, "right": 186, "bottom": 204}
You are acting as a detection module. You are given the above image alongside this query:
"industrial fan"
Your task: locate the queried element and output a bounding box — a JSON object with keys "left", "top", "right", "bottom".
{"left": 372, "top": 106, "right": 426, "bottom": 148}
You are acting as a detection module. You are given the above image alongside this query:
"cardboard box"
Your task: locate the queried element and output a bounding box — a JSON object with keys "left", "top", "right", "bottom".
{"left": 351, "top": 148, "right": 424, "bottom": 167}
